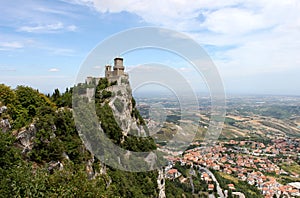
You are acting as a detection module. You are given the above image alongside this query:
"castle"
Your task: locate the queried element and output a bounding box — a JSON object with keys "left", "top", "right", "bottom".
{"left": 86, "top": 57, "right": 127, "bottom": 84}
{"left": 105, "top": 57, "right": 125, "bottom": 79}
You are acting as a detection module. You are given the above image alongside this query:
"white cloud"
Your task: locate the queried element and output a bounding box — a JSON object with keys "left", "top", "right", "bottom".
{"left": 40, "top": 47, "right": 76, "bottom": 56}
{"left": 1, "top": 0, "right": 299, "bottom": 94}
{"left": 93, "top": 65, "right": 102, "bottom": 69}
{"left": 0, "top": 41, "right": 24, "bottom": 50}
{"left": 35, "top": 7, "right": 76, "bottom": 16}
{"left": 18, "top": 22, "right": 78, "bottom": 33}
{"left": 67, "top": 25, "right": 78, "bottom": 31}
{"left": 49, "top": 68, "right": 60, "bottom": 72}
{"left": 202, "top": 8, "right": 266, "bottom": 34}
{"left": 69, "top": 0, "right": 300, "bottom": 78}
{"left": 51, "top": 48, "right": 75, "bottom": 56}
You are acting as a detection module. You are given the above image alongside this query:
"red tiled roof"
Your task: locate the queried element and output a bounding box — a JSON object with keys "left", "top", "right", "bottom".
{"left": 167, "top": 169, "right": 178, "bottom": 174}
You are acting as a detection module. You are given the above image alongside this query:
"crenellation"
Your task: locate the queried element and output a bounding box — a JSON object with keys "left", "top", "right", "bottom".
{"left": 106, "top": 57, "right": 125, "bottom": 80}
{"left": 86, "top": 57, "right": 127, "bottom": 85}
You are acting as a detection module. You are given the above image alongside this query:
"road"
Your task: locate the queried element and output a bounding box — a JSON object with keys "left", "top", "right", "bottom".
{"left": 189, "top": 176, "right": 194, "bottom": 194}
{"left": 189, "top": 169, "right": 195, "bottom": 194}
{"left": 198, "top": 167, "right": 225, "bottom": 198}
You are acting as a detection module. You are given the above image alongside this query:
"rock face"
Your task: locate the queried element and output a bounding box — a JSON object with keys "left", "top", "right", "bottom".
{"left": 17, "top": 124, "right": 36, "bottom": 153}
{"left": 0, "top": 106, "right": 11, "bottom": 133}
{"left": 0, "top": 118, "right": 11, "bottom": 133}
{"left": 0, "top": 106, "right": 7, "bottom": 114}
{"left": 86, "top": 157, "right": 107, "bottom": 180}
{"left": 105, "top": 75, "right": 147, "bottom": 138}
{"left": 100, "top": 75, "right": 166, "bottom": 196}
{"left": 48, "top": 161, "right": 63, "bottom": 173}
{"left": 78, "top": 73, "right": 165, "bottom": 195}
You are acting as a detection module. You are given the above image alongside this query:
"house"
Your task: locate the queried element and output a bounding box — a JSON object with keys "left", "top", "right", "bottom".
{"left": 208, "top": 184, "right": 214, "bottom": 191}
{"left": 224, "top": 168, "right": 232, "bottom": 175}
{"left": 179, "top": 176, "right": 188, "bottom": 183}
{"left": 212, "top": 163, "right": 220, "bottom": 170}
{"left": 201, "top": 172, "right": 211, "bottom": 182}
{"left": 166, "top": 169, "right": 181, "bottom": 179}
{"left": 247, "top": 177, "right": 255, "bottom": 185}
{"left": 228, "top": 184, "right": 235, "bottom": 190}
{"left": 238, "top": 173, "right": 247, "bottom": 181}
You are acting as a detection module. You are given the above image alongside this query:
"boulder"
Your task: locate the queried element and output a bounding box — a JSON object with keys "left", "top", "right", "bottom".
{"left": 0, "top": 118, "right": 11, "bottom": 132}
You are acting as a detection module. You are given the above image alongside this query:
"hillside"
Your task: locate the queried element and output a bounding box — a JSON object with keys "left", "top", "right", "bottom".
{"left": 0, "top": 80, "right": 165, "bottom": 197}
{"left": 136, "top": 96, "right": 300, "bottom": 141}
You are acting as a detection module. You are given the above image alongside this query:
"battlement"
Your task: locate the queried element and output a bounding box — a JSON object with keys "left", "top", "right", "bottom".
{"left": 86, "top": 57, "right": 127, "bottom": 85}
{"left": 105, "top": 57, "right": 125, "bottom": 79}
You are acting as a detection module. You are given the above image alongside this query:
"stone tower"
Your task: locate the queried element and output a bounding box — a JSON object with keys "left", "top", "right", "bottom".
{"left": 113, "top": 57, "right": 125, "bottom": 76}
{"left": 105, "top": 65, "right": 112, "bottom": 78}
{"left": 103, "top": 57, "right": 126, "bottom": 83}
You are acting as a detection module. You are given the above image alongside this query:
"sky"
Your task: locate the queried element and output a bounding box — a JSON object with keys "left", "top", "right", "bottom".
{"left": 1, "top": 0, "right": 300, "bottom": 95}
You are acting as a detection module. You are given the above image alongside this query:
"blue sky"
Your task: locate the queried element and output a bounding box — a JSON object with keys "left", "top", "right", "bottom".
{"left": 1, "top": 0, "right": 300, "bottom": 95}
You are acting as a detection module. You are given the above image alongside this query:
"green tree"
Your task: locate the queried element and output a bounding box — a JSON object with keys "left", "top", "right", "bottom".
{"left": 52, "top": 88, "right": 61, "bottom": 102}
{"left": 0, "top": 132, "right": 22, "bottom": 169}
{"left": 0, "top": 84, "right": 16, "bottom": 105}
{"left": 15, "top": 86, "right": 54, "bottom": 109}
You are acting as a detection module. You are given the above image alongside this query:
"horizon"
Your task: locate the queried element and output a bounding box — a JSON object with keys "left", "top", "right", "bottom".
{"left": 1, "top": 1, "right": 300, "bottom": 96}
{"left": 3, "top": 82, "right": 300, "bottom": 98}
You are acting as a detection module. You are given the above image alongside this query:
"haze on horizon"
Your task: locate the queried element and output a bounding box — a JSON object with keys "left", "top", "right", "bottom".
{"left": 1, "top": 0, "right": 300, "bottom": 96}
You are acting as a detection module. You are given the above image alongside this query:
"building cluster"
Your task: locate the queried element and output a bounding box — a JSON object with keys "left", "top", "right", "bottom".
{"left": 165, "top": 137, "right": 300, "bottom": 198}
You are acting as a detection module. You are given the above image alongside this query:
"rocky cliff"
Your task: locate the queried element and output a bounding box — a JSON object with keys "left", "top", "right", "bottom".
{"left": 102, "top": 75, "right": 166, "bottom": 197}
{"left": 105, "top": 75, "right": 148, "bottom": 138}
{"left": 0, "top": 106, "right": 11, "bottom": 132}
{"left": 74, "top": 74, "right": 166, "bottom": 197}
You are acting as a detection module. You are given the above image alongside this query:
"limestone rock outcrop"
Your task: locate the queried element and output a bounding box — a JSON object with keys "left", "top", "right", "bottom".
{"left": 0, "top": 118, "right": 11, "bottom": 132}
{"left": 105, "top": 75, "right": 147, "bottom": 138}
{"left": 0, "top": 106, "right": 11, "bottom": 132}
{"left": 17, "top": 124, "right": 36, "bottom": 153}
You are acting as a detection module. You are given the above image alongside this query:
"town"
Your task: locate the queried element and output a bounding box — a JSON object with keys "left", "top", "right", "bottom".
{"left": 163, "top": 136, "right": 300, "bottom": 198}
{"left": 136, "top": 95, "right": 300, "bottom": 198}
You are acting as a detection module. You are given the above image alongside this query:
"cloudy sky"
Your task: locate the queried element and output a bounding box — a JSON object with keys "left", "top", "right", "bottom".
{"left": 1, "top": 0, "right": 300, "bottom": 95}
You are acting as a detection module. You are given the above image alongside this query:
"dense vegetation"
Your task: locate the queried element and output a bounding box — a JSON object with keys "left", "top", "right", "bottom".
{"left": 0, "top": 82, "right": 159, "bottom": 197}
{"left": 211, "top": 169, "right": 263, "bottom": 198}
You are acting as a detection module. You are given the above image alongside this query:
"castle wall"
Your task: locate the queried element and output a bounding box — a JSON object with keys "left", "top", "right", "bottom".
{"left": 86, "top": 77, "right": 93, "bottom": 84}
{"left": 87, "top": 57, "right": 126, "bottom": 86}
{"left": 107, "top": 76, "right": 120, "bottom": 83}
{"left": 113, "top": 68, "right": 124, "bottom": 76}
